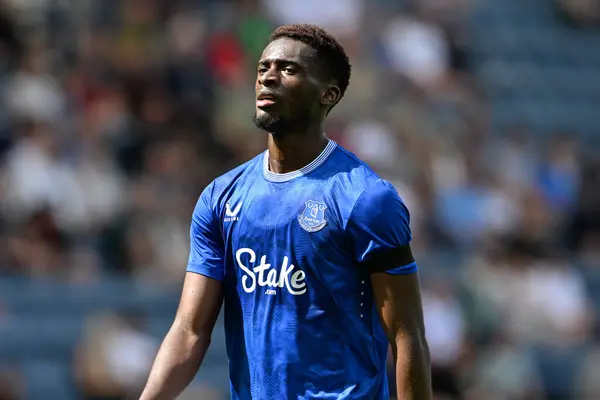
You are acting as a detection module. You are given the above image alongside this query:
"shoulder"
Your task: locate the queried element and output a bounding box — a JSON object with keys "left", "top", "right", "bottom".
{"left": 351, "top": 179, "right": 408, "bottom": 220}
{"left": 329, "top": 144, "right": 405, "bottom": 205}
{"left": 330, "top": 144, "right": 379, "bottom": 178}
{"left": 195, "top": 152, "right": 264, "bottom": 212}
{"left": 330, "top": 145, "right": 387, "bottom": 188}
{"left": 345, "top": 176, "right": 412, "bottom": 247}
{"left": 323, "top": 145, "right": 408, "bottom": 227}
{"left": 212, "top": 152, "right": 264, "bottom": 193}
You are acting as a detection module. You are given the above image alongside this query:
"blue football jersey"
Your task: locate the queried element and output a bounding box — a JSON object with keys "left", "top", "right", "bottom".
{"left": 187, "top": 140, "right": 417, "bottom": 400}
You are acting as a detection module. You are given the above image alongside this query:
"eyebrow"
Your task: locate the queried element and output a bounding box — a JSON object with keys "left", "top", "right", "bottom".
{"left": 257, "top": 58, "right": 303, "bottom": 68}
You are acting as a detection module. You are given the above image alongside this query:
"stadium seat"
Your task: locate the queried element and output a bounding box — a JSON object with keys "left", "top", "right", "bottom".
{"left": 0, "top": 316, "right": 83, "bottom": 361}
{"left": 467, "top": 0, "right": 600, "bottom": 140}
{"left": 532, "top": 344, "right": 589, "bottom": 397}
{"left": 21, "top": 360, "right": 76, "bottom": 400}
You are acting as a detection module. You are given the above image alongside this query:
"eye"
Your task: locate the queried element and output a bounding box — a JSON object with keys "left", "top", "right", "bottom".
{"left": 283, "top": 66, "right": 297, "bottom": 75}
{"left": 257, "top": 66, "right": 268, "bottom": 75}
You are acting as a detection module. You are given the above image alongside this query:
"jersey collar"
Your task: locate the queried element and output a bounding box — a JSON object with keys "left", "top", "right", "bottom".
{"left": 263, "top": 139, "right": 337, "bottom": 183}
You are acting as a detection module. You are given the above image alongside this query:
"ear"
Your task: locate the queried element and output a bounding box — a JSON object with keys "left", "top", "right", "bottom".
{"left": 321, "top": 85, "right": 341, "bottom": 108}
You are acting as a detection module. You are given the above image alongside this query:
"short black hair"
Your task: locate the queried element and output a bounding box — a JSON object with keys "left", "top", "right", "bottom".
{"left": 269, "top": 24, "right": 351, "bottom": 114}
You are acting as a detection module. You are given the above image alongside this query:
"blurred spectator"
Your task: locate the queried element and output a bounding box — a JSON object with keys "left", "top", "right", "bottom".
{"left": 463, "top": 237, "right": 593, "bottom": 345}
{"left": 237, "top": 1, "right": 273, "bottom": 63}
{"left": 380, "top": 13, "right": 449, "bottom": 90}
{"left": 5, "top": 208, "right": 70, "bottom": 277}
{"left": 464, "top": 332, "right": 544, "bottom": 400}
{"left": 263, "top": 0, "right": 364, "bottom": 39}
{"left": 74, "top": 310, "right": 159, "bottom": 400}
{"left": 434, "top": 167, "right": 520, "bottom": 249}
{"left": 511, "top": 251, "right": 592, "bottom": 345}
{"left": 490, "top": 126, "right": 538, "bottom": 191}
{"left": 556, "top": 0, "right": 600, "bottom": 27}
{"left": 422, "top": 278, "right": 464, "bottom": 398}
{"left": 3, "top": 44, "right": 65, "bottom": 123}
{"left": 0, "top": 2, "right": 23, "bottom": 75}
{"left": 344, "top": 119, "right": 399, "bottom": 170}
{"left": 0, "top": 368, "right": 24, "bottom": 400}
{"left": 566, "top": 157, "right": 600, "bottom": 254}
{"left": 537, "top": 134, "right": 580, "bottom": 215}
{"left": 574, "top": 345, "right": 600, "bottom": 399}
{"left": 2, "top": 121, "right": 80, "bottom": 226}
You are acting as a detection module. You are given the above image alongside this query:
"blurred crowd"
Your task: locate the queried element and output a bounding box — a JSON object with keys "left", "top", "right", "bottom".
{"left": 0, "top": 0, "right": 599, "bottom": 399}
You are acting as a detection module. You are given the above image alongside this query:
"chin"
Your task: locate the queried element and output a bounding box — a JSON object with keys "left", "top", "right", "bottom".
{"left": 253, "top": 111, "right": 285, "bottom": 133}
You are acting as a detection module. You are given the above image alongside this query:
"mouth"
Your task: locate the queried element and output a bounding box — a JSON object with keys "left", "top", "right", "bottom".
{"left": 256, "top": 92, "right": 279, "bottom": 108}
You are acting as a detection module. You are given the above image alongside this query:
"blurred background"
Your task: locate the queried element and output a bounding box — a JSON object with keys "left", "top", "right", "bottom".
{"left": 0, "top": 0, "right": 599, "bottom": 399}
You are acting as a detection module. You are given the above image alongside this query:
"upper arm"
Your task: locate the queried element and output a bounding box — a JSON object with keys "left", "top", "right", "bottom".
{"left": 174, "top": 272, "right": 223, "bottom": 336}
{"left": 370, "top": 272, "right": 425, "bottom": 342}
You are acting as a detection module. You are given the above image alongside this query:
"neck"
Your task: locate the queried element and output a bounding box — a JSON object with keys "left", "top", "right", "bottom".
{"left": 267, "top": 124, "right": 329, "bottom": 174}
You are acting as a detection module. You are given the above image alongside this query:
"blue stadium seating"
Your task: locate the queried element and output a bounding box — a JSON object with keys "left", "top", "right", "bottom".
{"left": 0, "top": 316, "right": 82, "bottom": 361}
{"left": 0, "top": 277, "right": 229, "bottom": 398}
{"left": 467, "top": 0, "right": 600, "bottom": 138}
{"left": 21, "top": 360, "right": 75, "bottom": 400}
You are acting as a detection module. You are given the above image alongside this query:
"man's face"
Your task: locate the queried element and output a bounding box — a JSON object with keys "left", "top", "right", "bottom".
{"left": 253, "top": 38, "right": 325, "bottom": 135}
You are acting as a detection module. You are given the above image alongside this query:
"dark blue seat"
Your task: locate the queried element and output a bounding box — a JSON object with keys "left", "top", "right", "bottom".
{"left": 21, "top": 360, "right": 75, "bottom": 400}
{"left": 467, "top": 0, "right": 600, "bottom": 137}
{"left": 0, "top": 317, "right": 83, "bottom": 361}
{"left": 532, "top": 345, "right": 588, "bottom": 398}
{"left": 0, "top": 278, "right": 179, "bottom": 318}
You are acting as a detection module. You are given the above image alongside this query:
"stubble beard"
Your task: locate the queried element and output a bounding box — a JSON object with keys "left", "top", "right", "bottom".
{"left": 252, "top": 110, "right": 313, "bottom": 137}
{"left": 253, "top": 112, "right": 287, "bottom": 135}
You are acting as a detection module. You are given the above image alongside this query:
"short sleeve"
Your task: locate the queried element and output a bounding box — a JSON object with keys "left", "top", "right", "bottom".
{"left": 347, "top": 180, "right": 416, "bottom": 275}
{"left": 186, "top": 183, "right": 225, "bottom": 281}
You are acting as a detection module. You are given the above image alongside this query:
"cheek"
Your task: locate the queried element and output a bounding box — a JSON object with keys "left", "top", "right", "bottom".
{"left": 286, "top": 83, "right": 316, "bottom": 103}
{"left": 294, "top": 88, "right": 321, "bottom": 110}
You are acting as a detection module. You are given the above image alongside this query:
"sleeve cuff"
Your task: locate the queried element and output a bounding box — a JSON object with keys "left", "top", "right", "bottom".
{"left": 384, "top": 261, "right": 418, "bottom": 275}
{"left": 186, "top": 263, "right": 225, "bottom": 281}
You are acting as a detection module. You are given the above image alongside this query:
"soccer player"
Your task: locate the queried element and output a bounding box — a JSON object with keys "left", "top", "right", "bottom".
{"left": 140, "top": 24, "right": 431, "bottom": 400}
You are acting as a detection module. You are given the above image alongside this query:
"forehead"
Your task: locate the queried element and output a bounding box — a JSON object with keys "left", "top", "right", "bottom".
{"left": 259, "top": 38, "right": 316, "bottom": 66}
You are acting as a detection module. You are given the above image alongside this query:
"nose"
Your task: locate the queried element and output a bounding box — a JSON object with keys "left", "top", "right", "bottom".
{"left": 258, "top": 66, "right": 279, "bottom": 87}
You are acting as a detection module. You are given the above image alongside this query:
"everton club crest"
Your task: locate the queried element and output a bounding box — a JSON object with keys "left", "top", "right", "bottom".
{"left": 298, "top": 200, "right": 327, "bottom": 232}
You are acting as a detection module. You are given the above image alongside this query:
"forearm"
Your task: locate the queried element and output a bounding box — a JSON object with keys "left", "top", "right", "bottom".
{"left": 393, "top": 332, "right": 432, "bottom": 400}
{"left": 140, "top": 325, "right": 211, "bottom": 400}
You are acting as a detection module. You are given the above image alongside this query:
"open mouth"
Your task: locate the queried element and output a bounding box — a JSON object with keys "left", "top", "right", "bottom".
{"left": 256, "top": 93, "right": 278, "bottom": 108}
